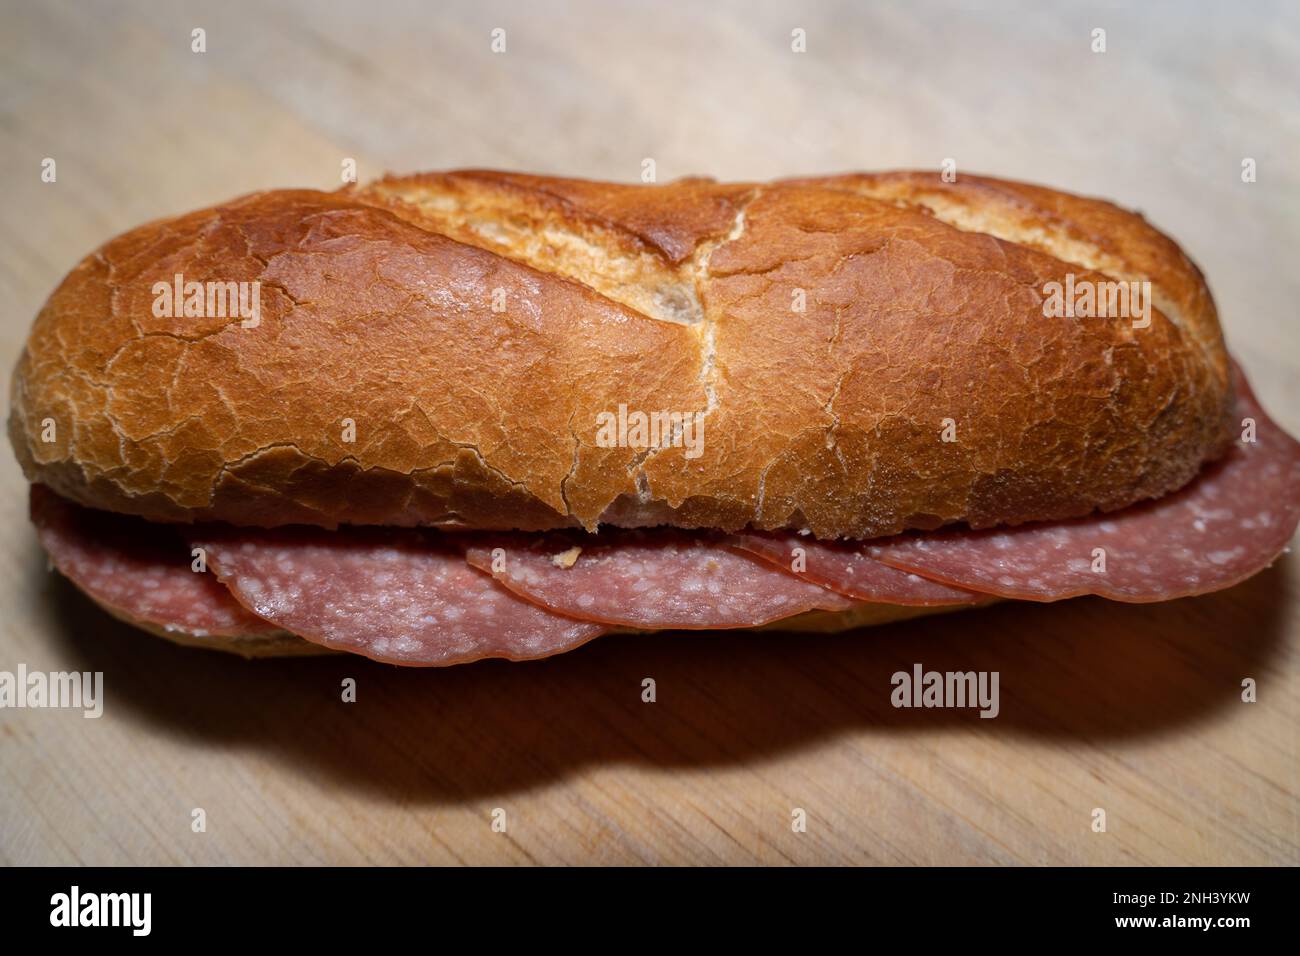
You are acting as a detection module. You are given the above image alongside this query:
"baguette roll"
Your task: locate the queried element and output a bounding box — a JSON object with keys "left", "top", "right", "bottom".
{"left": 9, "top": 171, "right": 1233, "bottom": 539}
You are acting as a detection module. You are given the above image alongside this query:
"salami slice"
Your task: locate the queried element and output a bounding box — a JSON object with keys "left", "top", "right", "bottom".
{"left": 29, "top": 484, "right": 278, "bottom": 637}
{"left": 196, "top": 527, "right": 606, "bottom": 665}
{"left": 464, "top": 530, "right": 858, "bottom": 629}
{"left": 726, "top": 531, "right": 983, "bottom": 605}
{"left": 867, "top": 367, "right": 1300, "bottom": 602}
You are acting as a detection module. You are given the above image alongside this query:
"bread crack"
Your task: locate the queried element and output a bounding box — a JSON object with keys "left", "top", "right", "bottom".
{"left": 355, "top": 177, "right": 706, "bottom": 327}
{"left": 810, "top": 175, "right": 1192, "bottom": 338}
{"left": 627, "top": 188, "right": 763, "bottom": 497}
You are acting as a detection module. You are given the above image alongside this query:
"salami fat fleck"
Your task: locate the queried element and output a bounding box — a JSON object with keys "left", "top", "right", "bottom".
{"left": 29, "top": 484, "right": 278, "bottom": 637}
{"left": 464, "top": 530, "right": 858, "bottom": 629}
{"left": 726, "top": 531, "right": 983, "bottom": 605}
{"left": 197, "top": 527, "right": 606, "bottom": 665}
{"left": 867, "top": 368, "right": 1300, "bottom": 602}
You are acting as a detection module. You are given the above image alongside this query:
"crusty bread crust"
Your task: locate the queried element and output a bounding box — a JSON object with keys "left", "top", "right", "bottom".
{"left": 9, "top": 171, "right": 1233, "bottom": 539}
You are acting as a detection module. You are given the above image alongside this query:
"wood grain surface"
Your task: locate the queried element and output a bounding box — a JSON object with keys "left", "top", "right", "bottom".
{"left": 1, "top": 0, "right": 1297, "bottom": 865}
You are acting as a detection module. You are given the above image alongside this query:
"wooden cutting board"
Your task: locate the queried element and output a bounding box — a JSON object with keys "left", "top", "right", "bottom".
{"left": 2, "top": 0, "right": 1296, "bottom": 865}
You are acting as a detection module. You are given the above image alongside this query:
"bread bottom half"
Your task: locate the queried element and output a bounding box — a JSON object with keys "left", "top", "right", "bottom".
{"left": 81, "top": 589, "right": 985, "bottom": 661}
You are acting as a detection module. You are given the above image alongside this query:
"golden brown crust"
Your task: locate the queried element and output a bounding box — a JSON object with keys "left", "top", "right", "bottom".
{"left": 9, "top": 170, "right": 1233, "bottom": 538}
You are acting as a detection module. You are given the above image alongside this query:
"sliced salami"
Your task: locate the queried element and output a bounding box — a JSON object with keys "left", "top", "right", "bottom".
{"left": 196, "top": 526, "right": 606, "bottom": 665}
{"left": 464, "top": 529, "right": 858, "bottom": 629}
{"left": 726, "top": 531, "right": 983, "bottom": 605}
{"left": 29, "top": 484, "right": 278, "bottom": 637}
{"left": 867, "top": 367, "right": 1300, "bottom": 602}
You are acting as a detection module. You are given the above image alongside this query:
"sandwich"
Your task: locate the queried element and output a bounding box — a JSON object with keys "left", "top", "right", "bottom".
{"left": 9, "top": 170, "right": 1300, "bottom": 665}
